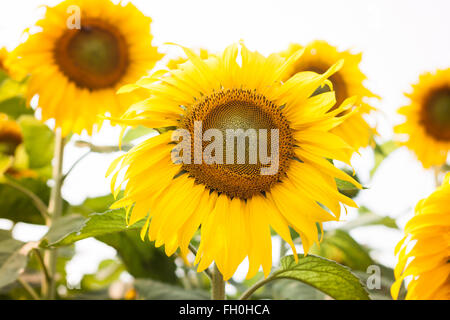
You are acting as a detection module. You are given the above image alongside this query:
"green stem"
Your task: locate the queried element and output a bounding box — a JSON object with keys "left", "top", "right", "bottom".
{"left": 211, "top": 264, "right": 226, "bottom": 300}
{"left": 43, "top": 129, "right": 65, "bottom": 300}
{"left": 18, "top": 276, "right": 40, "bottom": 300}
{"left": 239, "top": 275, "right": 275, "bottom": 300}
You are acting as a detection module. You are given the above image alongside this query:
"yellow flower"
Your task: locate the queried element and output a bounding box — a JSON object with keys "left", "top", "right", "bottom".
{"left": 0, "top": 47, "right": 9, "bottom": 73}
{"left": 167, "top": 48, "right": 210, "bottom": 70}
{"left": 0, "top": 113, "right": 23, "bottom": 156}
{"left": 392, "top": 173, "right": 450, "bottom": 300}
{"left": 280, "top": 41, "right": 378, "bottom": 150}
{"left": 395, "top": 69, "right": 450, "bottom": 168}
{"left": 9, "top": 0, "right": 162, "bottom": 136}
{"left": 107, "top": 43, "right": 361, "bottom": 280}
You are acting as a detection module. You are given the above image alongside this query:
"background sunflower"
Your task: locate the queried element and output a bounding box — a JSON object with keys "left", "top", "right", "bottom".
{"left": 392, "top": 172, "right": 450, "bottom": 300}
{"left": 395, "top": 69, "right": 450, "bottom": 168}
{"left": 280, "top": 40, "right": 379, "bottom": 151}
{"left": 9, "top": 0, "right": 162, "bottom": 136}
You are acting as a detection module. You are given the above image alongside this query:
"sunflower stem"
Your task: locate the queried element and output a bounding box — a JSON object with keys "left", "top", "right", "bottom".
{"left": 43, "top": 129, "right": 65, "bottom": 300}
{"left": 211, "top": 264, "right": 226, "bottom": 300}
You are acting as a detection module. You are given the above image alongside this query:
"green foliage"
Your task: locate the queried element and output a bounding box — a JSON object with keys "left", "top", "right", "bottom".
{"left": 342, "top": 206, "right": 398, "bottom": 230}
{"left": 0, "top": 234, "right": 35, "bottom": 288}
{"left": 43, "top": 209, "right": 179, "bottom": 284}
{"left": 371, "top": 141, "right": 398, "bottom": 176}
{"left": 310, "top": 230, "right": 373, "bottom": 271}
{"left": 134, "top": 279, "right": 209, "bottom": 300}
{"left": 273, "top": 255, "right": 370, "bottom": 300}
{"left": 336, "top": 169, "right": 362, "bottom": 199}
{"left": 97, "top": 230, "right": 178, "bottom": 283}
{"left": 0, "top": 177, "right": 50, "bottom": 225}
{"left": 42, "top": 210, "right": 145, "bottom": 247}
{"left": 17, "top": 115, "right": 54, "bottom": 176}
{"left": 0, "top": 74, "right": 31, "bottom": 120}
{"left": 80, "top": 259, "right": 125, "bottom": 291}
{"left": 122, "top": 125, "right": 155, "bottom": 144}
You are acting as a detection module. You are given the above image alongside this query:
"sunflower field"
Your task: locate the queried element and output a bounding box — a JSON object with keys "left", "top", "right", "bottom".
{"left": 0, "top": 0, "right": 448, "bottom": 307}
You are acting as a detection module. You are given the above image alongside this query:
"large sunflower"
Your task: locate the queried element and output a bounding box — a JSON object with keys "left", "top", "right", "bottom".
{"left": 391, "top": 172, "right": 450, "bottom": 300}
{"left": 280, "top": 41, "right": 378, "bottom": 150}
{"left": 395, "top": 69, "right": 450, "bottom": 168}
{"left": 107, "top": 43, "right": 361, "bottom": 280}
{"left": 9, "top": 0, "right": 162, "bottom": 136}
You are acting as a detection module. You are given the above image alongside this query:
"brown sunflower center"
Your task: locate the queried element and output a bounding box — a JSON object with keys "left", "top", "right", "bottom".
{"left": 181, "top": 89, "right": 294, "bottom": 199}
{"left": 54, "top": 18, "right": 129, "bottom": 90}
{"left": 422, "top": 87, "right": 450, "bottom": 141}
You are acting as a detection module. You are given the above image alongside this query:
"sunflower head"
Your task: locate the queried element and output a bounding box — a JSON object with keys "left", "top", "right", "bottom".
{"left": 392, "top": 172, "right": 450, "bottom": 300}
{"left": 395, "top": 69, "right": 450, "bottom": 168}
{"left": 0, "top": 113, "right": 23, "bottom": 156}
{"left": 10, "top": 0, "right": 162, "bottom": 136}
{"left": 108, "top": 43, "right": 361, "bottom": 280}
{"left": 280, "top": 40, "right": 378, "bottom": 150}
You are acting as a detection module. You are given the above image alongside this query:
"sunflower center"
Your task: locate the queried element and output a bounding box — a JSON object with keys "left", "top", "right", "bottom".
{"left": 422, "top": 87, "right": 450, "bottom": 141}
{"left": 181, "top": 89, "right": 294, "bottom": 199}
{"left": 54, "top": 19, "right": 129, "bottom": 90}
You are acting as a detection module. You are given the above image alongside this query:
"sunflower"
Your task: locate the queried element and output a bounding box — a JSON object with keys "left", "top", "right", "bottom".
{"left": 167, "top": 48, "right": 210, "bottom": 70}
{"left": 107, "top": 43, "right": 361, "bottom": 280}
{"left": 280, "top": 41, "right": 378, "bottom": 150}
{"left": 0, "top": 48, "right": 9, "bottom": 73}
{"left": 395, "top": 69, "right": 450, "bottom": 168}
{"left": 9, "top": 0, "right": 162, "bottom": 136}
{"left": 0, "top": 113, "right": 23, "bottom": 156}
{"left": 391, "top": 172, "right": 450, "bottom": 300}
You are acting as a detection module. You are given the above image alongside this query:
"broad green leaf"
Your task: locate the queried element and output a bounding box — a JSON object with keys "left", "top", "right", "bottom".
{"left": 0, "top": 177, "right": 50, "bottom": 225}
{"left": 270, "top": 279, "right": 326, "bottom": 300}
{"left": 43, "top": 209, "right": 145, "bottom": 247}
{"left": 273, "top": 255, "right": 370, "bottom": 300}
{"left": 0, "top": 238, "right": 37, "bottom": 288}
{"left": 18, "top": 115, "right": 54, "bottom": 173}
{"left": 97, "top": 230, "right": 179, "bottom": 284}
{"left": 310, "top": 230, "right": 373, "bottom": 271}
{"left": 69, "top": 197, "right": 179, "bottom": 284}
{"left": 371, "top": 141, "right": 398, "bottom": 176}
{"left": 0, "top": 97, "right": 33, "bottom": 119}
{"left": 122, "top": 126, "right": 155, "bottom": 144}
{"left": 134, "top": 279, "right": 209, "bottom": 300}
{"left": 342, "top": 206, "right": 398, "bottom": 230}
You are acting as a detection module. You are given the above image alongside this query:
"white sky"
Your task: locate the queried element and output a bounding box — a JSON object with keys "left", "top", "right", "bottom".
{"left": 0, "top": 0, "right": 449, "bottom": 287}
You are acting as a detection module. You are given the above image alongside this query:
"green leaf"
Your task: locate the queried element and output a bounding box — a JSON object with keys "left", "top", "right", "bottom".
{"left": 43, "top": 209, "right": 145, "bottom": 247}
{"left": 97, "top": 230, "right": 179, "bottom": 284}
{"left": 0, "top": 97, "right": 33, "bottom": 119}
{"left": 354, "top": 265, "right": 407, "bottom": 300}
{"left": 273, "top": 255, "right": 370, "bottom": 300}
{"left": 122, "top": 126, "right": 155, "bottom": 144}
{"left": 0, "top": 237, "right": 36, "bottom": 288}
{"left": 342, "top": 206, "right": 398, "bottom": 230}
{"left": 0, "top": 177, "right": 50, "bottom": 225}
{"left": 371, "top": 141, "right": 398, "bottom": 176}
{"left": 134, "top": 279, "right": 209, "bottom": 300}
{"left": 270, "top": 279, "right": 326, "bottom": 300}
{"left": 18, "top": 115, "right": 54, "bottom": 173}
{"left": 310, "top": 230, "right": 374, "bottom": 271}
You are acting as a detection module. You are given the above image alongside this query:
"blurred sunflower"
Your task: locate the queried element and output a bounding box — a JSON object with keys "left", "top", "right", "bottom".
{"left": 280, "top": 41, "right": 378, "bottom": 150}
{"left": 9, "top": 0, "right": 162, "bottom": 136}
{"left": 0, "top": 113, "right": 36, "bottom": 179}
{"left": 395, "top": 69, "right": 450, "bottom": 168}
{"left": 0, "top": 47, "right": 9, "bottom": 73}
{"left": 107, "top": 43, "right": 361, "bottom": 280}
{"left": 391, "top": 172, "right": 450, "bottom": 300}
